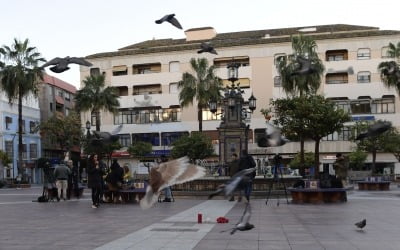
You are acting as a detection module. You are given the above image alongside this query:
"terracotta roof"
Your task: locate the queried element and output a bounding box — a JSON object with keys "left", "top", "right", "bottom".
{"left": 42, "top": 74, "right": 77, "bottom": 94}
{"left": 86, "top": 24, "right": 400, "bottom": 59}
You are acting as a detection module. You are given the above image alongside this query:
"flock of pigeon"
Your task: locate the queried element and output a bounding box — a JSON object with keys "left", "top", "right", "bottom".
{"left": 41, "top": 13, "right": 389, "bottom": 233}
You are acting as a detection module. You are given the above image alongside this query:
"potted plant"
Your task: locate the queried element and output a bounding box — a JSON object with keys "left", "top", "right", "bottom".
{"left": 260, "top": 108, "right": 272, "bottom": 121}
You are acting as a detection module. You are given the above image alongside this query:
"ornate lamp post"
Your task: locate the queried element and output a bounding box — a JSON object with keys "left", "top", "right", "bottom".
{"left": 209, "top": 61, "right": 256, "bottom": 166}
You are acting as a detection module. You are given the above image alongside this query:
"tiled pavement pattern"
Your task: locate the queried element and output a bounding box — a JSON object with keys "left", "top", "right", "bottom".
{"left": 1, "top": 185, "right": 400, "bottom": 249}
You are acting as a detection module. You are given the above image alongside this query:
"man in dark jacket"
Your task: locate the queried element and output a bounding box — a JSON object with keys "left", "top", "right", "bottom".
{"left": 106, "top": 159, "right": 124, "bottom": 203}
{"left": 238, "top": 149, "right": 256, "bottom": 202}
{"left": 54, "top": 162, "right": 71, "bottom": 201}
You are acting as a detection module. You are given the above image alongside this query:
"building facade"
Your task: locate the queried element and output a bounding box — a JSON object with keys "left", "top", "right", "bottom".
{"left": 80, "top": 24, "right": 400, "bottom": 173}
{"left": 38, "top": 74, "right": 77, "bottom": 160}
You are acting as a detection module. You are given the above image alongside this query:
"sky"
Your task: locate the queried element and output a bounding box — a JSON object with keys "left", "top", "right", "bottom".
{"left": 2, "top": 0, "right": 400, "bottom": 88}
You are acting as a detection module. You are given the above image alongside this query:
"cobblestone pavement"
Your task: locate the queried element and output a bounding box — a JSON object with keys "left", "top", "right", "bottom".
{"left": 1, "top": 185, "right": 400, "bottom": 250}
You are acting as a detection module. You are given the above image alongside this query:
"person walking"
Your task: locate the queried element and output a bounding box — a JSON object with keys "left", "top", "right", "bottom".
{"left": 238, "top": 149, "right": 256, "bottom": 202}
{"left": 87, "top": 154, "right": 104, "bottom": 208}
{"left": 54, "top": 161, "right": 71, "bottom": 201}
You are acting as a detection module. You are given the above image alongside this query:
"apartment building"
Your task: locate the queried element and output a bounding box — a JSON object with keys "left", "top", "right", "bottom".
{"left": 80, "top": 24, "right": 400, "bottom": 172}
{"left": 39, "top": 74, "right": 77, "bottom": 160}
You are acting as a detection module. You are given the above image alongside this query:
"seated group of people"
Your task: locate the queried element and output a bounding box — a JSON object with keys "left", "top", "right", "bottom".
{"left": 104, "top": 159, "right": 133, "bottom": 203}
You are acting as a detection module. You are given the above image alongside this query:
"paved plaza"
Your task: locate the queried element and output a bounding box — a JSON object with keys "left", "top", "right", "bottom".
{"left": 0, "top": 185, "right": 400, "bottom": 250}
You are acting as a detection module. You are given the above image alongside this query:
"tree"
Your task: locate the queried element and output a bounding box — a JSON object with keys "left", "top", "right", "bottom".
{"left": 348, "top": 149, "right": 368, "bottom": 170}
{"left": 178, "top": 58, "right": 223, "bottom": 132}
{"left": 38, "top": 112, "right": 82, "bottom": 158}
{"left": 170, "top": 133, "right": 214, "bottom": 161}
{"left": 128, "top": 141, "right": 153, "bottom": 171}
{"left": 75, "top": 74, "right": 120, "bottom": 131}
{"left": 275, "top": 35, "right": 325, "bottom": 170}
{"left": 352, "top": 120, "right": 395, "bottom": 173}
{"left": 305, "top": 96, "right": 350, "bottom": 177}
{"left": 289, "top": 152, "right": 315, "bottom": 170}
{"left": 0, "top": 38, "right": 45, "bottom": 180}
{"left": 378, "top": 42, "right": 400, "bottom": 95}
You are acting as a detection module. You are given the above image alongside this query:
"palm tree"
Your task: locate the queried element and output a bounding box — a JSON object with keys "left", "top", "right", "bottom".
{"left": 275, "top": 35, "right": 325, "bottom": 175}
{"left": 178, "top": 58, "right": 223, "bottom": 132}
{"left": 378, "top": 42, "right": 400, "bottom": 94}
{"left": 75, "top": 74, "right": 120, "bottom": 131}
{"left": 0, "top": 38, "right": 45, "bottom": 181}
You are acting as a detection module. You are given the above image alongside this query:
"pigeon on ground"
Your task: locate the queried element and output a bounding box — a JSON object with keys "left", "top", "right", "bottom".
{"left": 197, "top": 42, "right": 218, "bottom": 55}
{"left": 91, "top": 124, "right": 123, "bottom": 146}
{"left": 356, "top": 121, "right": 392, "bottom": 140}
{"left": 42, "top": 56, "right": 92, "bottom": 73}
{"left": 257, "top": 123, "right": 289, "bottom": 147}
{"left": 355, "top": 219, "right": 366, "bottom": 229}
{"left": 208, "top": 168, "right": 256, "bottom": 200}
{"left": 291, "top": 56, "right": 316, "bottom": 76}
{"left": 140, "top": 156, "right": 205, "bottom": 209}
{"left": 155, "top": 14, "right": 182, "bottom": 29}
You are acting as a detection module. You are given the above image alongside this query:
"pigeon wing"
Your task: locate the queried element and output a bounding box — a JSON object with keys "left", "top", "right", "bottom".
{"left": 156, "top": 156, "right": 189, "bottom": 190}
{"left": 140, "top": 185, "right": 159, "bottom": 209}
{"left": 111, "top": 124, "right": 123, "bottom": 135}
{"left": 155, "top": 14, "right": 172, "bottom": 24}
{"left": 68, "top": 57, "right": 93, "bottom": 67}
{"left": 168, "top": 16, "right": 183, "bottom": 29}
{"left": 42, "top": 57, "right": 63, "bottom": 67}
{"left": 173, "top": 164, "right": 206, "bottom": 185}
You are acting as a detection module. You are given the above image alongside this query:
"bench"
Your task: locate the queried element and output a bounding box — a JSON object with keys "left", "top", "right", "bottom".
{"left": 357, "top": 181, "right": 390, "bottom": 191}
{"left": 288, "top": 188, "right": 348, "bottom": 204}
{"left": 118, "top": 182, "right": 148, "bottom": 203}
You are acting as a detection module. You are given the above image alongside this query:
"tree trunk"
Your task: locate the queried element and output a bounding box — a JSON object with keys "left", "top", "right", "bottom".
{"left": 197, "top": 106, "right": 203, "bottom": 132}
{"left": 371, "top": 149, "right": 377, "bottom": 173}
{"left": 299, "top": 137, "right": 305, "bottom": 176}
{"left": 18, "top": 90, "right": 24, "bottom": 182}
{"left": 95, "top": 111, "right": 101, "bottom": 132}
{"left": 314, "top": 138, "right": 320, "bottom": 179}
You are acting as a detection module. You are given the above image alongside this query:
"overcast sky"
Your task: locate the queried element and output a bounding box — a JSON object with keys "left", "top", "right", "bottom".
{"left": 2, "top": 0, "right": 399, "bottom": 88}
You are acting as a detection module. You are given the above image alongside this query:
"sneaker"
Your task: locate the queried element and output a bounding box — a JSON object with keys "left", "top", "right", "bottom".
{"left": 91, "top": 205, "right": 97, "bottom": 208}
{"left": 163, "top": 198, "right": 172, "bottom": 202}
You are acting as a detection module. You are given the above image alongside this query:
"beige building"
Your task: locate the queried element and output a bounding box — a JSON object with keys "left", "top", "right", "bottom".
{"left": 80, "top": 24, "right": 400, "bottom": 173}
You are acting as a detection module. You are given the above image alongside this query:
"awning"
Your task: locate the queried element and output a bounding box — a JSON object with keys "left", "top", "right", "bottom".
{"left": 55, "top": 95, "right": 64, "bottom": 104}
{"left": 112, "top": 65, "right": 127, "bottom": 72}
{"left": 111, "top": 151, "right": 130, "bottom": 158}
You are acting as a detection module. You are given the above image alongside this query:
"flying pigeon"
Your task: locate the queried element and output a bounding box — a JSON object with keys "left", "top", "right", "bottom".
{"left": 257, "top": 123, "right": 289, "bottom": 147}
{"left": 155, "top": 14, "right": 182, "bottom": 29}
{"left": 355, "top": 219, "right": 366, "bottom": 230}
{"left": 42, "top": 56, "right": 92, "bottom": 73}
{"left": 291, "top": 56, "right": 316, "bottom": 76}
{"left": 91, "top": 124, "right": 123, "bottom": 146}
{"left": 197, "top": 42, "right": 218, "bottom": 55}
{"left": 208, "top": 168, "right": 256, "bottom": 200}
{"left": 140, "top": 156, "right": 205, "bottom": 209}
{"left": 231, "top": 203, "right": 254, "bottom": 234}
{"left": 356, "top": 121, "right": 392, "bottom": 140}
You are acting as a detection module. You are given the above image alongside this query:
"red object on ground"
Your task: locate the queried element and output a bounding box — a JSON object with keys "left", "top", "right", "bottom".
{"left": 198, "top": 213, "right": 202, "bottom": 223}
{"left": 216, "top": 217, "right": 229, "bottom": 223}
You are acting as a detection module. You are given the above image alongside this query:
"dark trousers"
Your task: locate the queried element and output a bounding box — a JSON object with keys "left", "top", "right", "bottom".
{"left": 244, "top": 181, "right": 253, "bottom": 200}
{"left": 91, "top": 187, "right": 102, "bottom": 206}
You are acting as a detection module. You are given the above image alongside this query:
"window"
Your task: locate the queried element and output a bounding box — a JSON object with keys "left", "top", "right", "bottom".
{"left": 274, "top": 76, "right": 281, "bottom": 87}
{"left": 118, "top": 134, "right": 131, "bottom": 147}
{"left": 56, "top": 89, "right": 64, "bottom": 97}
{"left": 274, "top": 53, "right": 286, "bottom": 65}
{"left": 91, "top": 112, "right": 98, "bottom": 127}
{"left": 114, "top": 107, "right": 181, "bottom": 124}
{"left": 169, "top": 61, "right": 180, "bottom": 72}
{"left": 132, "top": 63, "right": 161, "bottom": 74}
{"left": 5, "top": 116, "right": 12, "bottom": 130}
{"left": 202, "top": 108, "right": 222, "bottom": 121}
{"left": 49, "top": 103, "right": 53, "bottom": 112}
{"left": 213, "top": 56, "right": 249, "bottom": 68}
{"left": 381, "top": 46, "right": 391, "bottom": 58}
{"left": 22, "top": 144, "right": 27, "bottom": 159}
{"left": 324, "top": 127, "right": 351, "bottom": 141}
{"left": 169, "top": 82, "right": 178, "bottom": 94}
{"left": 326, "top": 50, "right": 348, "bottom": 61}
{"left": 90, "top": 68, "right": 101, "bottom": 76}
{"left": 161, "top": 132, "right": 189, "bottom": 146}
{"left": 116, "top": 86, "right": 129, "bottom": 96}
{"left": 112, "top": 65, "right": 128, "bottom": 76}
{"left": 326, "top": 73, "right": 348, "bottom": 84}
{"left": 29, "top": 144, "right": 38, "bottom": 159}
{"left": 351, "top": 98, "right": 371, "bottom": 114}
{"left": 357, "top": 71, "right": 371, "bottom": 83}
{"left": 357, "top": 48, "right": 370, "bottom": 60}
{"left": 5, "top": 141, "right": 13, "bottom": 158}
{"left": 21, "top": 120, "right": 25, "bottom": 134}
{"left": 29, "top": 121, "right": 37, "bottom": 133}
{"left": 222, "top": 78, "right": 250, "bottom": 88}
{"left": 371, "top": 96, "right": 395, "bottom": 114}
{"left": 133, "top": 84, "right": 162, "bottom": 95}
{"left": 64, "top": 92, "right": 71, "bottom": 101}
{"left": 132, "top": 133, "right": 160, "bottom": 146}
